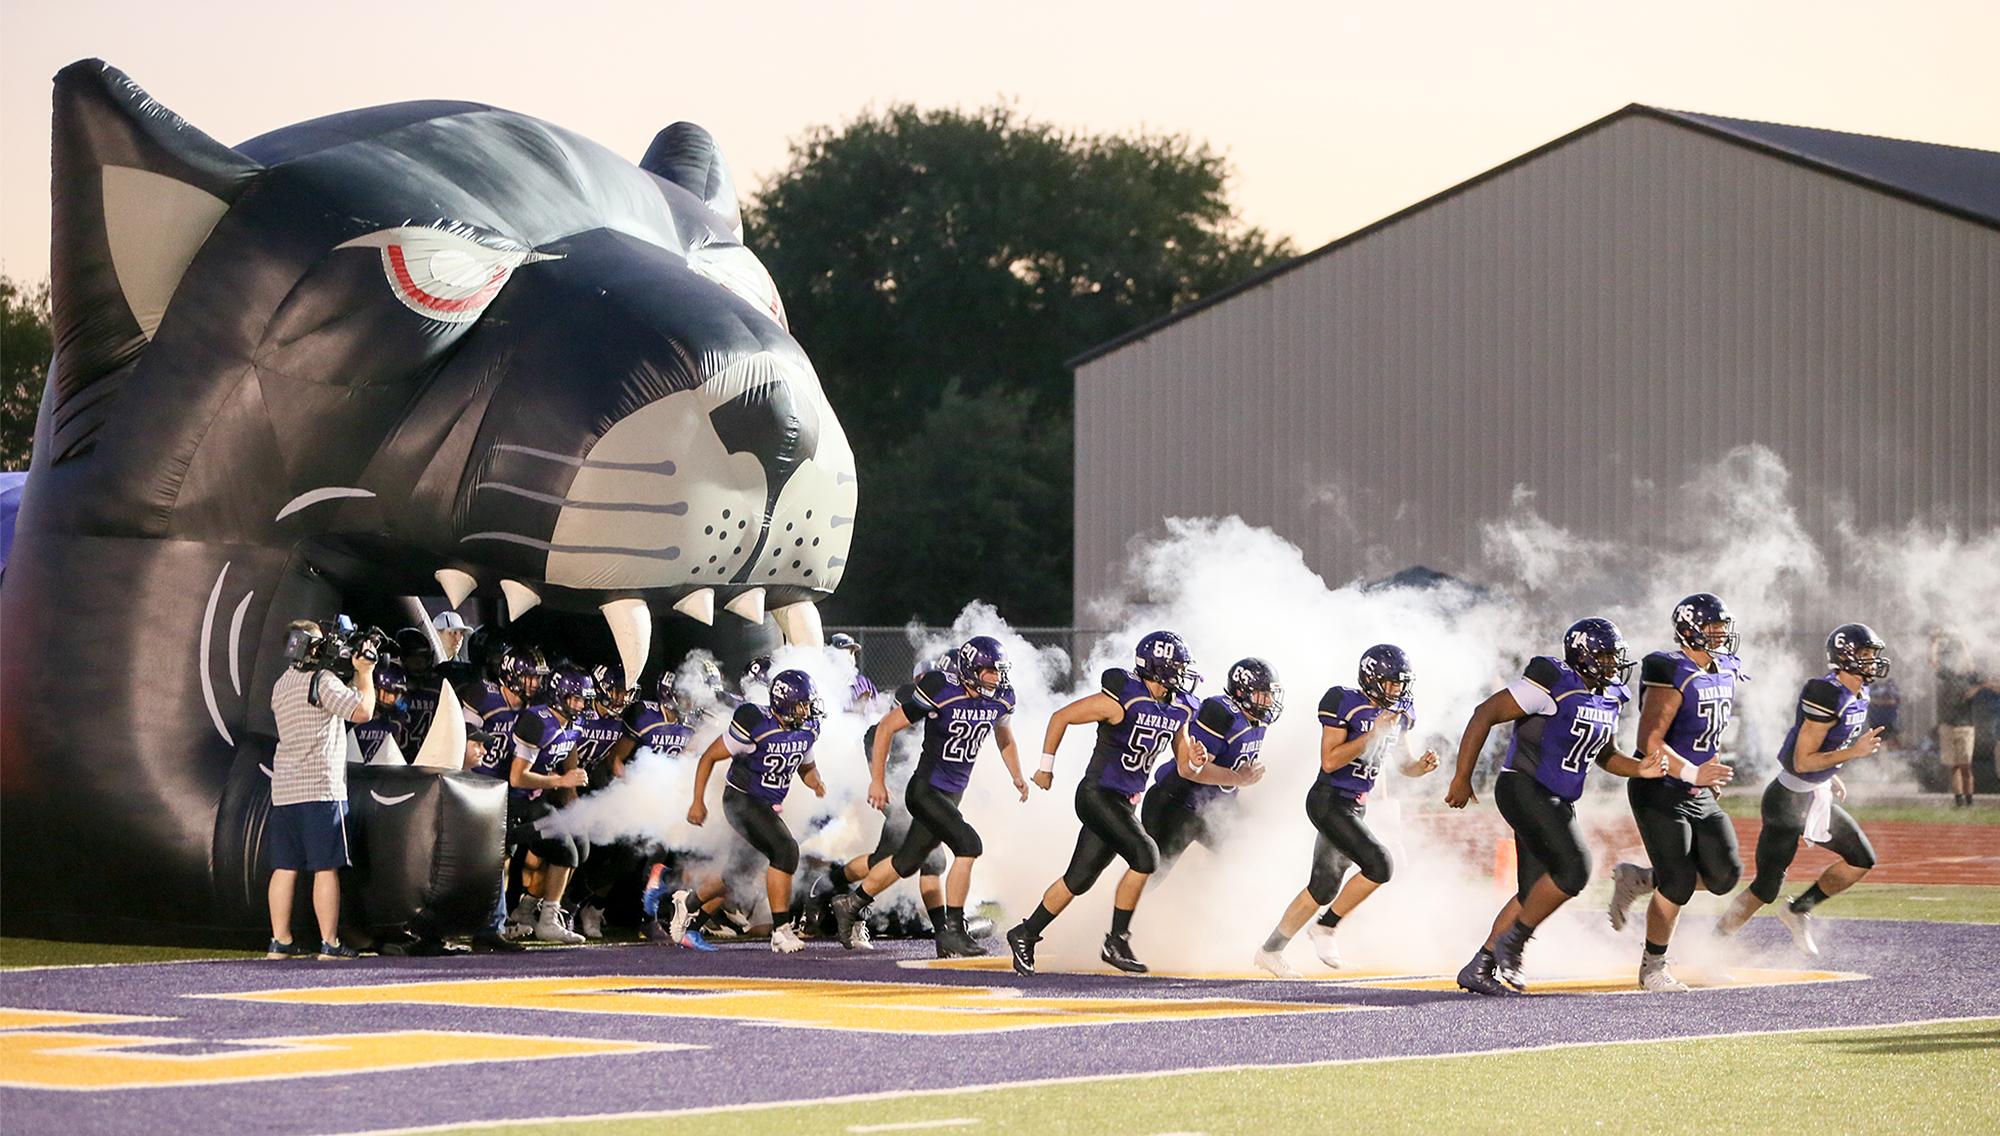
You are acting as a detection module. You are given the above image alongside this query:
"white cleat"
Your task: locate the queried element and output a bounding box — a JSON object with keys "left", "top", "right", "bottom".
{"left": 1639, "top": 954, "right": 1691, "bottom": 992}
{"left": 574, "top": 904, "right": 605, "bottom": 940}
{"left": 1307, "top": 924, "right": 1344, "bottom": 969}
{"left": 503, "top": 894, "right": 537, "bottom": 940}
{"left": 1608, "top": 862, "right": 1652, "bottom": 932}
{"left": 1254, "top": 948, "right": 1301, "bottom": 979}
{"left": 1777, "top": 905, "right": 1821, "bottom": 958}
{"left": 667, "top": 889, "right": 696, "bottom": 944}
{"left": 770, "top": 923, "right": 806, "bottom": 954}
{"left": 532, "top": 900, "right": 585, "bottom": 945}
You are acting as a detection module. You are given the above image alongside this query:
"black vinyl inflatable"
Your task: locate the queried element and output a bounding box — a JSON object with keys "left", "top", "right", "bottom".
{"left": 0, "top": 60, "right": 857, "bottom": 943}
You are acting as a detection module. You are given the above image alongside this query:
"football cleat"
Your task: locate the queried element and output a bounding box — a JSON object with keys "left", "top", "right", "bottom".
{"left": 667, "top": 889, "right": 696, "bottom": 944}
{"left": 574, "top": 903, "right": 605, "bottom": 940}
{"left": 1491, "top": 934, "right": 1529, "bottom": 993}
{"left": 503, "top": 894, "right": 537, "bottom": 940}
{"left": 1455, "top": 949, "right": 1515, "bottom": 996}
{"left": 829, "top": 892, "right": 868, "bottom": 949}
{"left": 1777, "top": 905, "right": 1821, "bottom": 958}
{"left": 1608, "top": 862, "right": 1652, "bottom": 932}
{"left": 640, "top": 877, "right": 668, "bottom": 918}
{"left": 640, "top": 917, "right": 671, "bottom": 944}
{"left": 679, "top": 928, "right": 719, "bottom": 952}
{"left": 965, "top": 915, "right": 996, "bottom": 940}
{"left": 1639, "top": 955, "right": 1691, "bottom": 993}
{"left": 470, "top": 929, "right": 526, "bottom": 953}
{"left": 1100, "top": 932, "right": 1148, "bottom": 975}
{"left": 934, "top": 915, "right": 983, "bottom": 959}
{"left": 1005, "top": 923, "right": 1039, "bottom": 976}
{"left": 1307, "top": 924, "right": 1344, "bottom": 969}
{"left": 1253, "top": 948, "right": 1300, "bottom": 979}
{"left": 770, "top": 922, "right": 806, "bottom": 954}
{"left": 532, "top": 900, "right": 585, "bottom": 945}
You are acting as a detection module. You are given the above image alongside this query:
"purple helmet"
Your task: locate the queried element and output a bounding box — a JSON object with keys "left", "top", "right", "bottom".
{"left": 741, "top": 655, "right": 774, "bottom": 690}
{"left": 548, "top": 666, "right": 594, "bottom": 711}
{"left": 1672, "top": 593, "right": 1738, "bottom": 655}
{"left": 590, "top": 662, "right": 633, "bottom": 713}
{"left": 917, "top": 652, "right": 955, "bottom": 681}
{"left": 1564, "top": 618, "right": 1634, "bottom": 689}
{"left": 656, "top": 667, "right": 677, "bottom": 707}
{"left": 1358, "top": 644, "right": 1413, "bottom": 707}
{"left": 499, "top": 645, "right": 549, "bottom": 697}
{"left": 1225, "top": 657, "right": 1283, "bottom": 724}
{"left": 768, "top": 669, "right": 824, "bottom": 730}
{"left": 1134, "top": 630, "right": 1198, "bottom": 697}
{"left": 954, "top": 636, "right": 1010, "bottom": 696}
{"left": 1827, "top": 623, "right": 1891, "bottom": 680}
{"left": 373, "top": 661, "right": 410, "bottom": 706}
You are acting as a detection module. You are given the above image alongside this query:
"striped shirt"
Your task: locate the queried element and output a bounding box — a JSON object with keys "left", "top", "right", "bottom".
{"left": 270, "top": 668, "right": 362, "bottom": 807}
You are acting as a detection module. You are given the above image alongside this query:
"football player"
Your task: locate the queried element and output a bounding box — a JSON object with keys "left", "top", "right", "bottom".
{"left": 1256, "top": 645, "right": 1440, "bottom": 978}
{"left": 1005, "top": 631, "right": 1263, "bottom": 977}
{"left": 1137, "top": 657, "right": 1281, "bottom": 881}
{"left": 672, "top": 669, "right": 828, "bottom": 954}
{"left": 830, "top": 637, "right": 1028, "bottom": 957}
{"left": 562, "top": 662, "right": 643, "bottom": 940}
{"left": 1447, "top": 618, "right": 1663, "bottom": 995}
{"left": 1715, "top": 624, "right": 1888, "bottom": 955}
{"left": 394, "top": 628, "right": 441, "bottom": 751}
{"left": 351, "top": 660, "right": 411, "bottom": 763}
{"left": 1606, "top": 594, "right": 1742, "bottom": 991}
{"left": 504, "top": 666, "right": 593, "bottom": 944}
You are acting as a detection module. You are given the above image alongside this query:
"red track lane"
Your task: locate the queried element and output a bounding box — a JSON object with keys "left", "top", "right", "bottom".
{"left": 1413, "top": 811, "right": 2000, "bottom": 886}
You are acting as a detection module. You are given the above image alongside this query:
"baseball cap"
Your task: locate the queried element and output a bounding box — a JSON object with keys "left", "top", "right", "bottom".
{"left": 432, "top": 611, "right": 471, "bottom": 633}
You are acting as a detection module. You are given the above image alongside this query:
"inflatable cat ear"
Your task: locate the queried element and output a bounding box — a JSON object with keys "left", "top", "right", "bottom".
{"left": 641, "top": 122, "right": 743, "bottom": 241}
{"left": 48, "top": 59, "right": 261, "bottom": 462}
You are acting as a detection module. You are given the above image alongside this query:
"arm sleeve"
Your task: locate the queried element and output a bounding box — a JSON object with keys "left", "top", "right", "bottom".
{"left": 1506, "top": 678, "right": 1558, "bottom": 717}
{"left": 321, "top": 677, "right": 361, "bottom": 721}
{"left": 1799, "top": 679, "right": 1844, "bottom": 722}
{"left": 1640, "top": 652, "right": 1679, "bottom": 688}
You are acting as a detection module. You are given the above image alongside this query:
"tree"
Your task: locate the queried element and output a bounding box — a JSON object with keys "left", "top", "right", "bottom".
{"left": 1, "top": 276, "right": 52, "bottom": 470}
{"left": 747, "top": 104, "right": 1293, "bottom": 624}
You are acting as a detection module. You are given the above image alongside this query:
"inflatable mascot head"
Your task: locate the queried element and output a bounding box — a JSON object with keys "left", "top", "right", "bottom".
{"left": 0, "top": 61, "right": 856, "bottom": 940}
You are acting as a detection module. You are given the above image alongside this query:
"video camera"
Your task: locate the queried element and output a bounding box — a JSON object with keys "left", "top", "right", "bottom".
{"left": 283, "top": 615, "right": 392, "bottom": 676}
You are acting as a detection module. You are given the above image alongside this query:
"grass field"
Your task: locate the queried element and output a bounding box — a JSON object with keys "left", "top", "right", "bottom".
{"left": 1714, "top": 795, "right": 2000, "bottom": 825}
{"left": 413, "top": 1016, "right": 2000, "bottom": 1135}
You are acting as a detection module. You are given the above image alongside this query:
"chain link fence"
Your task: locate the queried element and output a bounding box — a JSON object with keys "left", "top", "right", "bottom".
{"left": 827, "top": 626, "right": 1112, "bottom": 692}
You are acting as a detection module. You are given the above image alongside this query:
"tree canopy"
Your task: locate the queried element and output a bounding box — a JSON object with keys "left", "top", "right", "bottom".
{"left": 1, "top": 276, "right": 51, "bottom": 470}
{"left": 747, "top": 103, "right": 1293, "bottom": 624}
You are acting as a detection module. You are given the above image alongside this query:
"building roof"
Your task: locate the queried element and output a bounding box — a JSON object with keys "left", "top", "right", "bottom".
{"left": 1070, "top": 104, "right": 2000, "bottom": 368}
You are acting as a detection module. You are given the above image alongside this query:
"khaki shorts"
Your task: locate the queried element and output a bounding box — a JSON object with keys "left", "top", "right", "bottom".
{"left": 1940, "top": 725, "right": 1976, "bottom": 766}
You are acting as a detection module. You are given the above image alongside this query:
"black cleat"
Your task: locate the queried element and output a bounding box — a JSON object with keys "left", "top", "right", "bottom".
{"left": 829, "top": 892, "right": 868, "bottom": 949}
{"left": 935, "top": 914, "right": 988, "bottom": 959}
{"left": 470, "top": 930, "right": 526, "bottom": 953}
{"left": 1100, "top": 931, "right": 1148, "bottom": 974}
{"left": 1456, "top": 948, "right": 1516, "bottom": 996}
{"left": 1005, "top": 923, "right": 1039, "bottom": 975}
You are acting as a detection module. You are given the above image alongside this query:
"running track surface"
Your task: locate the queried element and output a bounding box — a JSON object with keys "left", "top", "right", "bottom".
{"left": 3, "top": 918, "right": 1995, "bottom": 1134}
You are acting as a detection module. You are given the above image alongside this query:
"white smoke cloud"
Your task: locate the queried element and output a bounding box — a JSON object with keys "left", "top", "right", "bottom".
{"left": 544, "top": 444, "right": 1983, "bottom": 977}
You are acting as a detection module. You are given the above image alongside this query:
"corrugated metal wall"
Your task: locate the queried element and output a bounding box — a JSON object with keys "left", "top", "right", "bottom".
{"left": 1074, "top": 114, "right": 1999, "bottom": 619}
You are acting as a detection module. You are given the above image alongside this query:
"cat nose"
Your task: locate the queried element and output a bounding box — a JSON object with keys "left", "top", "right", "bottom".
{"left": 707, "top": 376, "right": 820, "bottom": 499}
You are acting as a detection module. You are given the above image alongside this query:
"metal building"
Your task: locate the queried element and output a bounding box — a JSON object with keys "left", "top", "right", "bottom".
{"left": 1070, "top": 105, "right": 1999, "bottom": 620}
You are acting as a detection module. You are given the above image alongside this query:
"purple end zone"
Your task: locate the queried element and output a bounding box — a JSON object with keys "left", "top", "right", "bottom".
{"left": 4, "top": 918, "right": 1996, "bottom": 1135}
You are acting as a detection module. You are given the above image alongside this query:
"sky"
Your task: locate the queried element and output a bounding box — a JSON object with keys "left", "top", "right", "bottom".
{"left": 3, "top": 0, "right": 1997, "bottom": 283}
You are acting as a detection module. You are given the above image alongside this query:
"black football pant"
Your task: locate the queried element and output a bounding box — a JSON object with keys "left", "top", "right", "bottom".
{"left": 1627, "top": 777, "right": 1740, "bottom": 905}
{"left": 1062, "top": 782, "right": 1158, "bottom": 893}
{"left": 1749, "top": 778, "right": 1876, "bottom": 903}
{"left": 1494, "top": 771, "right": 1591, "bottom": 899}
{"left": 1304, "top": 782, "right": 1393, "bottom": 903}
{"left": 888, "top": 777, "right": 980, "bottom": 879}
{"left": 723, "top": 787, "right": 799, "bottom": 876}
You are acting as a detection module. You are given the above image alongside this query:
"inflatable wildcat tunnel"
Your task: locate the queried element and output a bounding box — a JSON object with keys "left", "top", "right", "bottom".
{"left": 0, "top": 60, "right": 858, "bottom": 943}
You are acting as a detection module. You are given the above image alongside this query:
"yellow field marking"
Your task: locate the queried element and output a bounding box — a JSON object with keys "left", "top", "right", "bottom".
{"left": 0, "top": 1007, "right": 168, "bottom": 1032}
{"left": 1354, "top": 965, "right": 1867, "bottom": 994}
{"left": 903, "top": 957, "right": 1426, "bottom": 982}
{"left": 209, "top": 975, "right": 1370, "bottom": 1034}
{"left": 0, "top": 1028, "right": 686, "bottom": 1091}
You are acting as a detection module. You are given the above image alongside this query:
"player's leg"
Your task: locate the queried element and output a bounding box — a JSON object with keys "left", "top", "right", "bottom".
{"left": 1083, "top": 787, "right": 1160, "bottom": 973}
{"left": 1627, "top": 779, "right": 1697, "bottom": 990}
{"left": 1779, "top": 803, "right": 1876, "bottom": 956}
{"left": 1720, "top": 779, "right": 1804, "bottom": 936}
{"left": 1484, "top": 773, "right": 1589, "bottom": 990}
{"left": 725, "top": 791, "right": 804, "bottom": 952}
{"left": 1259, "top": 785, "right": 1358, "bottom": 976}
{"left": 1007, "top": 784, "right": 1120, "bottom": 975}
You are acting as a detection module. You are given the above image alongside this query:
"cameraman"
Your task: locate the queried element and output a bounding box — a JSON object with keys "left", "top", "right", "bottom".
{"left": 266, "top": 619, "right": 377, "bottom": 959}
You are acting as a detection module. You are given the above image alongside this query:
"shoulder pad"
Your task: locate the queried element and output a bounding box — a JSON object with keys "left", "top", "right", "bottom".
{"left": 512, "top": 708, "right": 548, "bottom": 745}
{"left": 1523, "top": 656, "right": 1565, "bottom": 690}
{"left": 915, "top": 669, "right": 954, "bottom": 703}
{"left": 730, "top": 702, "right": 766, "bottom": 735}
{"left": 1640, "top": 652, "right": 1681, "bottom": 688}
{"left": 1101, "top": 668, "right": 1131, "bottom": 698}
{"left": 1197, "top": 696, "right": 1238, "bottom": 737}
{"left": 1801, "top": 678, "right": 1845, "bottom": 719}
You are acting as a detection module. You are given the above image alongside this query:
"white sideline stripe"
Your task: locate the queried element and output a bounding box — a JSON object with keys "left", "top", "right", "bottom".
{"left": 336, "top": 1013, "right": 2000, "bottom": 1136}
{"left": 847, "top": 1120, "right": 980, "bottom": 1133}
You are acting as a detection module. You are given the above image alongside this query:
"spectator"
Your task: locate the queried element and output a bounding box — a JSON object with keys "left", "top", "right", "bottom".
{"left": 431, "top": 611, "right": 477, "bottom": 689}
{"left": 1866, "top": 674, "right": 1902, "bottom": 747}
{"left": 267, "top": 620, "right": 377, "bottom": 959}
{"left": 1932, "top": 633, "right": 1980, "bottom": 808}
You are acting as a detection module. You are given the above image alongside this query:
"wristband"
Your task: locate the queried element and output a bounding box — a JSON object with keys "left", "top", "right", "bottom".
{"left": 1038, "top": 752, "right": 1057, "bottom": 774}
